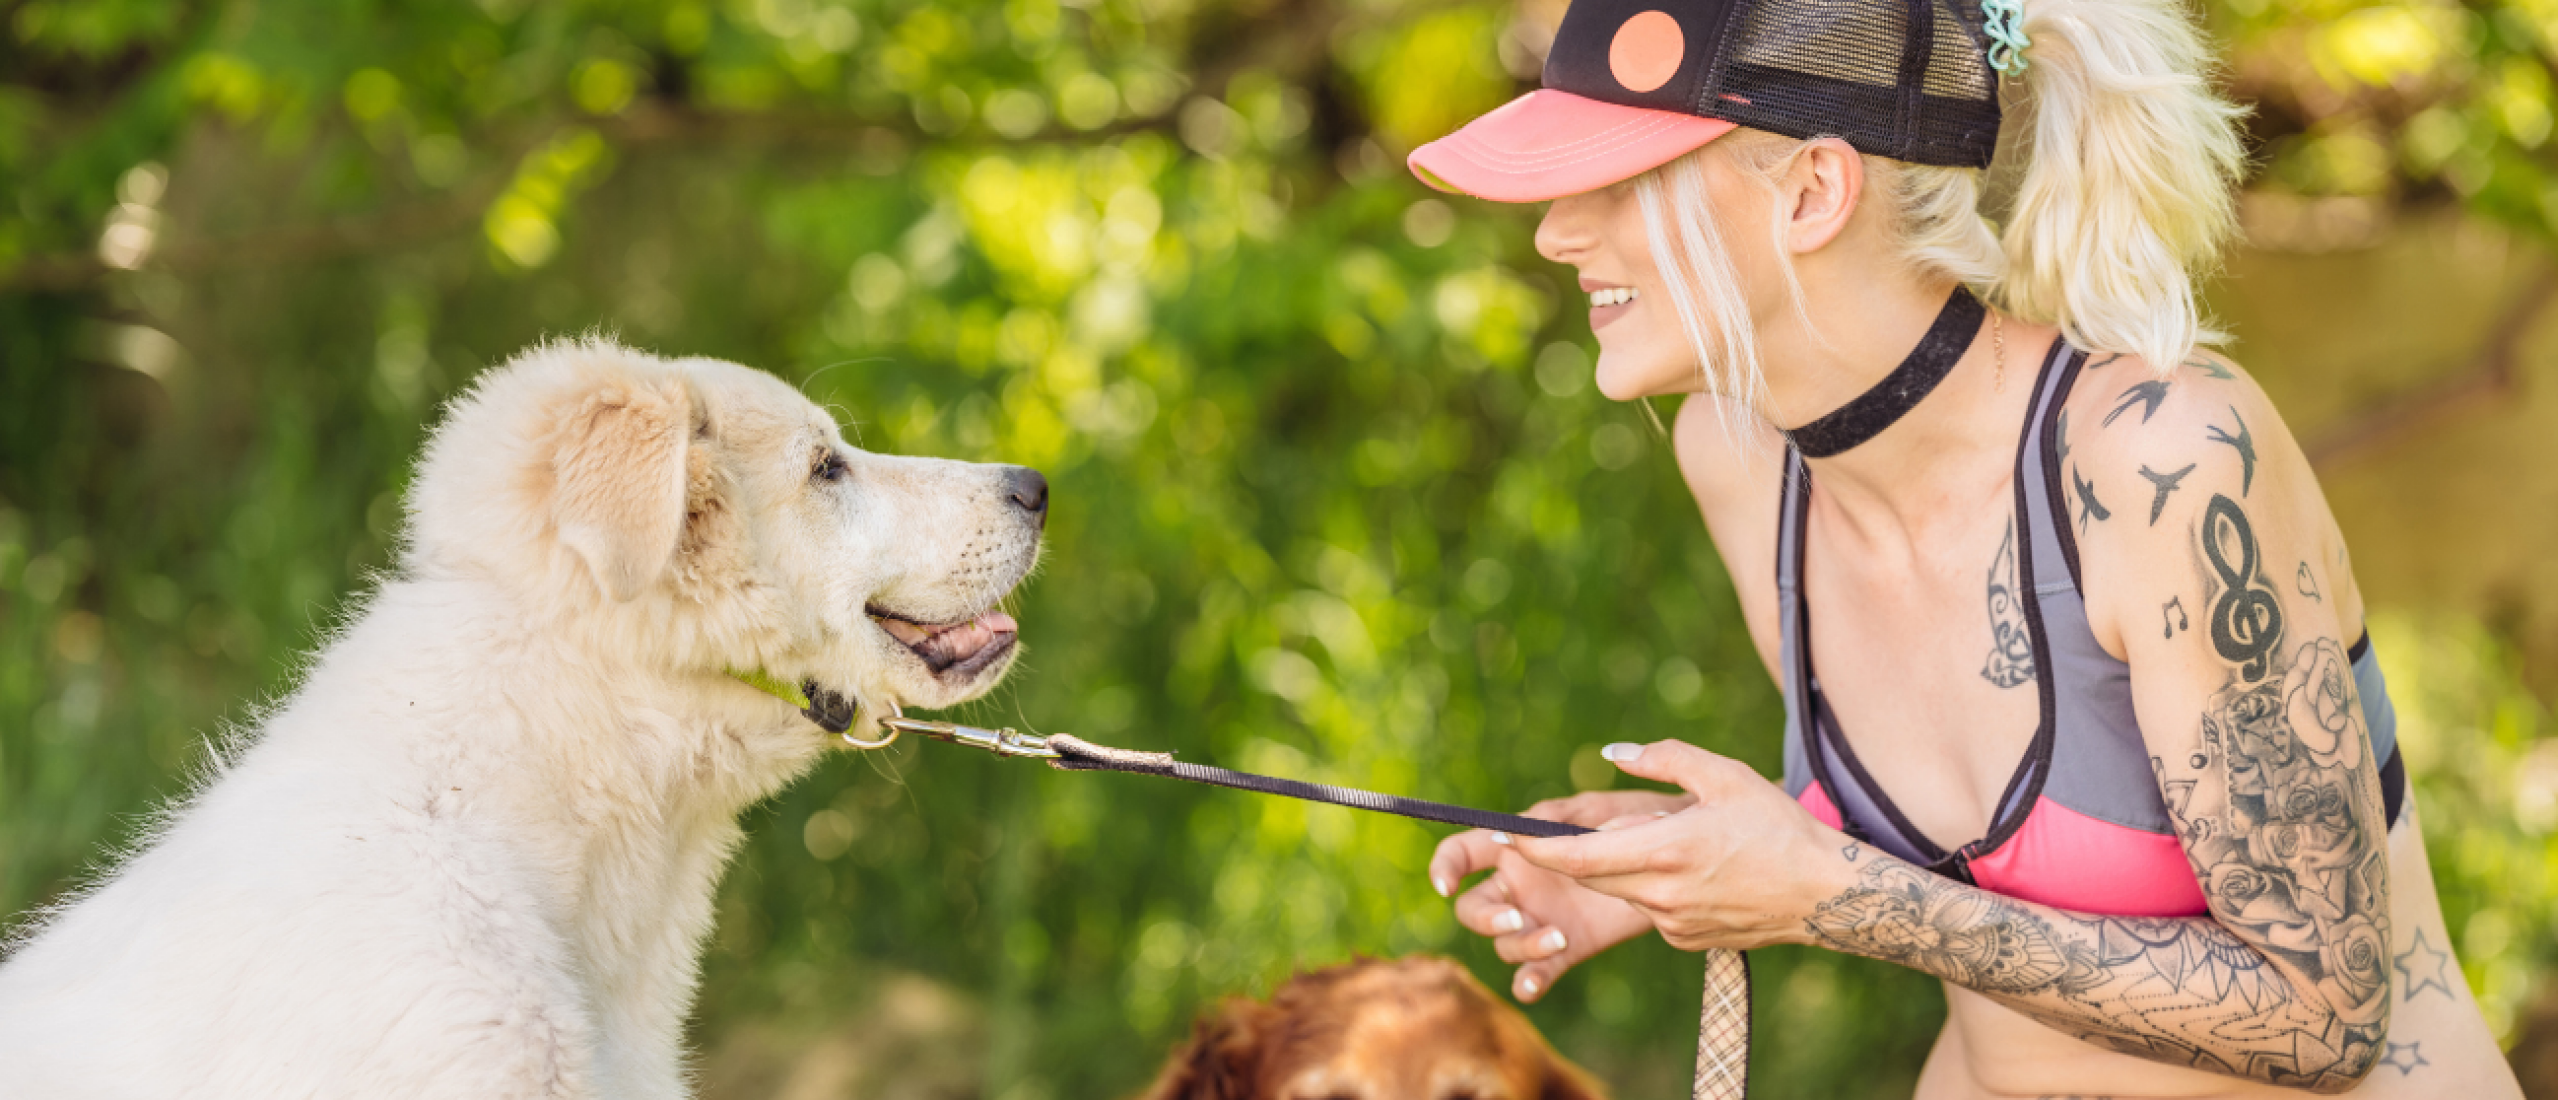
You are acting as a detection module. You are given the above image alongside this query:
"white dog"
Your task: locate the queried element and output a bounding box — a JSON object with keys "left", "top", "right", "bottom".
{"left": 0, "top": 338, "right": 1046, "bottom": 1098}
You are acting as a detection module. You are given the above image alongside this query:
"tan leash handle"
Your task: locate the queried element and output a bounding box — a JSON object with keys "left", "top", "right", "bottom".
{"left": 1694, "top": 947, "right": 1753, "bottom": 1099}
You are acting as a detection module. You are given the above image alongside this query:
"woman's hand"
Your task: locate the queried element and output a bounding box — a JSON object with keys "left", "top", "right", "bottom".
{"left": 1430, "top": 789, "right": 1690, "bottom": 1002}
{"left": 1507, "top": 740, "right": 1852, "bottom": 955}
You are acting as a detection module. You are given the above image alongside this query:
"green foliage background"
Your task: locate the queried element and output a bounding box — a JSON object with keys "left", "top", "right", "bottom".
{"left": 3, "top": 0, "right": 2556, "bottom": 1096}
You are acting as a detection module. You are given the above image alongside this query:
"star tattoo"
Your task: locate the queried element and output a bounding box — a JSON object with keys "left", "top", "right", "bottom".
{"left": 2378, "top": 1040, "right": 2430, "bottom": 1075}
{"left": 2137, "top": 463, "right": 2195, "bottom": 525}
{"left": 2104, "top": 379, "right": 2172, "bottom": 427}
{"left": 2072, "top": 465, "right": 2110, "bottom": 535}
{"left": 2395, "top": 926, "right": 2455, "bottom": 1001}
{"left": 2205, "top": 405, "right": 2257, "bottom": 496}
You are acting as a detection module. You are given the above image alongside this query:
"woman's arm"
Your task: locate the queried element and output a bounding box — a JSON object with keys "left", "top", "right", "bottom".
{"left": 1805, "top": 846, "right": 2382, "bottom": 1090}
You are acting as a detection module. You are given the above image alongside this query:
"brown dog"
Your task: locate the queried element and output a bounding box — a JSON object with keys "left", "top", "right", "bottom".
{"left": 1140, "top": 956, "right": 1610, "bottom": 1100}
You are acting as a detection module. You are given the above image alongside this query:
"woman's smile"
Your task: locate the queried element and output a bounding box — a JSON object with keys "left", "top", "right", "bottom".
{"left": 1583, "top": 279, "right": 1641, "bottom": 330}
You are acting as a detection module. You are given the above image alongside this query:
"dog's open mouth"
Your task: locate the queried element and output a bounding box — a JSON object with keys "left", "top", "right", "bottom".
{"left": 868, "top": 607, "right": 1019, "bottom": 677}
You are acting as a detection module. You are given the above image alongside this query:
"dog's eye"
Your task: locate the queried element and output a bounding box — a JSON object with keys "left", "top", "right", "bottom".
{"left": 812, "top": 451, "right": 849, "bottom": 483}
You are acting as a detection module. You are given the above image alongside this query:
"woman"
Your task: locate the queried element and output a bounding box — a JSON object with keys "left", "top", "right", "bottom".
{"left": 1412, "top": 0, "right": 2524, "bottom": 1094}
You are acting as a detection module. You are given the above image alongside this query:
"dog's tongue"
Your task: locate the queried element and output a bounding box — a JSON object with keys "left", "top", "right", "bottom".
{"left": 931, "top": 613, "right": 1018, "bottom": 663}
{"left": 879, "top": 612, "right": 1020, "bottom": 665}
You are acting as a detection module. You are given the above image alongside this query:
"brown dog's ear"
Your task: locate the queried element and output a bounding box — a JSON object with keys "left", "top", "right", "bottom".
{"left": 1540, "top": 1058, "right": 1612, "bottom": 1100}
{"left": 1139, "top": 1000, "right": 1263, "bottom": 1100}
{"left": 550, "top": 374, "right": 692, "bottom": 602}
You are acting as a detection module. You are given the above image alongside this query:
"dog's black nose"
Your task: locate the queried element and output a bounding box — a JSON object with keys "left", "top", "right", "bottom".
{"left": 1005, "top": 466, "right": 1049, "bottom": 520}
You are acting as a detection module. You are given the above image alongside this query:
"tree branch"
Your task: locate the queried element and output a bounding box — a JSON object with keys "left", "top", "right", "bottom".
{"left": 2305, "top": 265, "right": 2558, "bottom": 470}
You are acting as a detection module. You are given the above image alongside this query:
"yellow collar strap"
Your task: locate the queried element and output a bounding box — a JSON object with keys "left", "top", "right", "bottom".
{"left": 726, "top": 667, "right": 812, "bottom": 711}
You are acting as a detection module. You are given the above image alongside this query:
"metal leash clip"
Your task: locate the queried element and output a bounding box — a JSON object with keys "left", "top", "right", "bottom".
{"left": 878, "top": 702, "right": 1059, "bottom": 760}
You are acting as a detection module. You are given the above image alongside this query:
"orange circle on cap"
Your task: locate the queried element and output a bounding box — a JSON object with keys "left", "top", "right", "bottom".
{"left": 1609, "top": 11, "right": 1686, "bottom": 94}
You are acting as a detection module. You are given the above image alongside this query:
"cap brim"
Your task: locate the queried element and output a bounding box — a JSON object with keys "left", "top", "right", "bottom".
{"left": 1408, "top": 89, "right": 1737, "bottom": 203}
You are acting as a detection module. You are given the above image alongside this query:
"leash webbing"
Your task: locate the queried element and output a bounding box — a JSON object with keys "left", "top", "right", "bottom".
{"left": 1036, "top": 730, "right": 1752, "bottom": 1100}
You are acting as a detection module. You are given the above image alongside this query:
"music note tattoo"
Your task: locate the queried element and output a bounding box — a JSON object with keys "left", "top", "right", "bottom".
{"left": 2203, "top": 495, "right": 2282, "bottom": 681}
{"left": 2137, "top": 463, "right": 2196, "bottom": 525}
{"left": 2162, "top": 596, "right": 2189, "bottom": 639}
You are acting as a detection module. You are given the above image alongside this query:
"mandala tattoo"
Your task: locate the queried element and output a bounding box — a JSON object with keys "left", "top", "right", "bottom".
{"left": 1981, "top": 523, "right": 2036, "bottom": 689}
{"left": 1805, "top": 493, "right": 2394, "bottom": 1090}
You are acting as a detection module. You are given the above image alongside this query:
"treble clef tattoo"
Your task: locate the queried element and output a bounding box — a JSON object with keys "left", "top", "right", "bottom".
{"left": 2203, "top": 494, "right": 2282, "bottom": 681}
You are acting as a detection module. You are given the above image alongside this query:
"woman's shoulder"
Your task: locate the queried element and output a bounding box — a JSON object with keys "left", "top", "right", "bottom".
{"left": 2053, "top": 347, "right": 2357, "bottom": 641}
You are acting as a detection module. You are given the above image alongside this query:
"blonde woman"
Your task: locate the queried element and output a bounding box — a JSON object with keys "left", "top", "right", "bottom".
{"left": 1415, "top": 0, "right": 2524, "bottom": 1093}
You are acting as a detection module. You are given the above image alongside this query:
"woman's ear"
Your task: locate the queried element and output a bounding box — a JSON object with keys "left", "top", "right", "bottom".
{"left": 549, "top": 373, "right": 693, "bottom": 602}
{"left": 1139, "top": 1001, "right": 1263, "bottom": 1100}
{"left": 1780, "top": 137, "right": 1866, "bottom": 256}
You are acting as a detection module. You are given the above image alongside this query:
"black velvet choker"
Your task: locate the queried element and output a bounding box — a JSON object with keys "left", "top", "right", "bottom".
{"left": 1784, "top": 286, "right": 1984, "bottom": 459}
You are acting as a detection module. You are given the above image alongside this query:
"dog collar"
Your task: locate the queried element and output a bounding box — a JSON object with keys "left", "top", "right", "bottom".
{"left": 727, "top": 667, "right": 812, "bottom": 710}
{"left": 725, "top": 667, "right": 884, "bottom": 745}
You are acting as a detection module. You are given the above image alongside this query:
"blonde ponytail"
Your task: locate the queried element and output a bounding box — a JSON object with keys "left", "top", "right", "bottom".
{"left": 1996, "top": 0, "right": 2248, "bottom": 373}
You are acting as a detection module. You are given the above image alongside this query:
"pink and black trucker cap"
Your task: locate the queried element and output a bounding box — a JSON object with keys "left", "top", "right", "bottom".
{"left": 1409, "top": 0, "right": 2005, "bottom": 202}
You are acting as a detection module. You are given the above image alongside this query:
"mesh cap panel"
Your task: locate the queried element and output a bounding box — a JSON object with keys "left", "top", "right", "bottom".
{"left": 1705, "top": 0, "right": 2001, "bottom": 167}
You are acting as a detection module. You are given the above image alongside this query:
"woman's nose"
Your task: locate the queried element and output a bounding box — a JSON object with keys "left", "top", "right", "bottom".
{"left": 1534, "top": 194, "right": 1593, "bottom": 266}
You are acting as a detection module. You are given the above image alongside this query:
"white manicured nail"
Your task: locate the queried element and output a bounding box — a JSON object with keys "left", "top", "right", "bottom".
{"left": 1490, "top": 832, "right": 1512, "bottom": 846}
{"left": 1433, "top": 875, "right": 1452, "bottom": 898}
{"left": 1494, "top": 909, "right": 1525, "bottom": 934}
{"left": 1520, "top": 974, "right": 1542, "bottom": 996}
{"left": 1602, "top": 742, "right": 1643, "bottom": 763}
{"left": 1542, "top": 929, "right": 1568, "bottom": 953}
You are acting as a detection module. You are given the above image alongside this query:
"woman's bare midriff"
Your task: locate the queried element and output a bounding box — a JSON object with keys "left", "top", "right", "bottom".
{"left": 1911, "top": 803, "right": 2518, "bottom": 1099}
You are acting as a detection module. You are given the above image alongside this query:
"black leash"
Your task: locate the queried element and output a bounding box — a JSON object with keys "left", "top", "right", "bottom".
{"left": 873, "top": 707, "right": 1754, "bottom": 1099}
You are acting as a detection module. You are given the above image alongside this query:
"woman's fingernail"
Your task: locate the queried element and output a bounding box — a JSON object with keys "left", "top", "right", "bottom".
{"left": 1490, "top": 832, "right": 1512, "bottom": 846}
{"left": 1602, "top": 742, "right": 1644, "bottom": 763}
{"left": 1520, "top": 974, "right": 1542, "bottom": 997}
{"left": 1433, "top": 875, "right": 1452, "bottom": 898}
{"left": 1541, "top": 929, "right": 1568, "bottom": 953}
{"left": 1494, "top": 909, "right": 1525, "bottom": 934}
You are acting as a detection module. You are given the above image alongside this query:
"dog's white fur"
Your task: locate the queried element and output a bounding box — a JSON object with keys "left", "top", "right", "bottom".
{"left": 0, "top": 339, "right": 1042, "bottom": 1098}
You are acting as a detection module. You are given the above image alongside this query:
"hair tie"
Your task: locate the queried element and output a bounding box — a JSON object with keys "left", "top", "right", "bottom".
{"left": 1982, "top": 0, "right": 2030, "bottom": 78}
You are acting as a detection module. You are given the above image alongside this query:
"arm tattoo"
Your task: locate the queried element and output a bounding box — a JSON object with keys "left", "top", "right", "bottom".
{"left": 2205, "top": 407, "right": 2257, "bottom": 496}
{"left": 1981, "top": 523, "right": 2035, "bottom": 689}
{"left": 1806, "top": 493, "right": 2393, "bottom": 1090}
{"left": 2138, "top": 464, "right": 2196, "bottom": 525}
{"left": 2072, "top": 465, "right": 2111, "bottom": 536}
{"left": 2105, "top": 380, "right": 2173, "bottom": 427}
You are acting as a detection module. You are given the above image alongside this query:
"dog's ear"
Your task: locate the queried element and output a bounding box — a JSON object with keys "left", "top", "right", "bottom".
{"left": 1539, "top": 1052, "right": 1612, "bottom": 1100}
{"left": 1139, "top": 1001, "right": 1263, "bottom": 1100}
{"left": 550, "top": 374, "right": 692, "bottom": 602}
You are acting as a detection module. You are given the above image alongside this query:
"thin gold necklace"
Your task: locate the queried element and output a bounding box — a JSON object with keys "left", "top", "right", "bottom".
{"left": 1990, "top": 306, "right": 2007, "bottom": 393}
